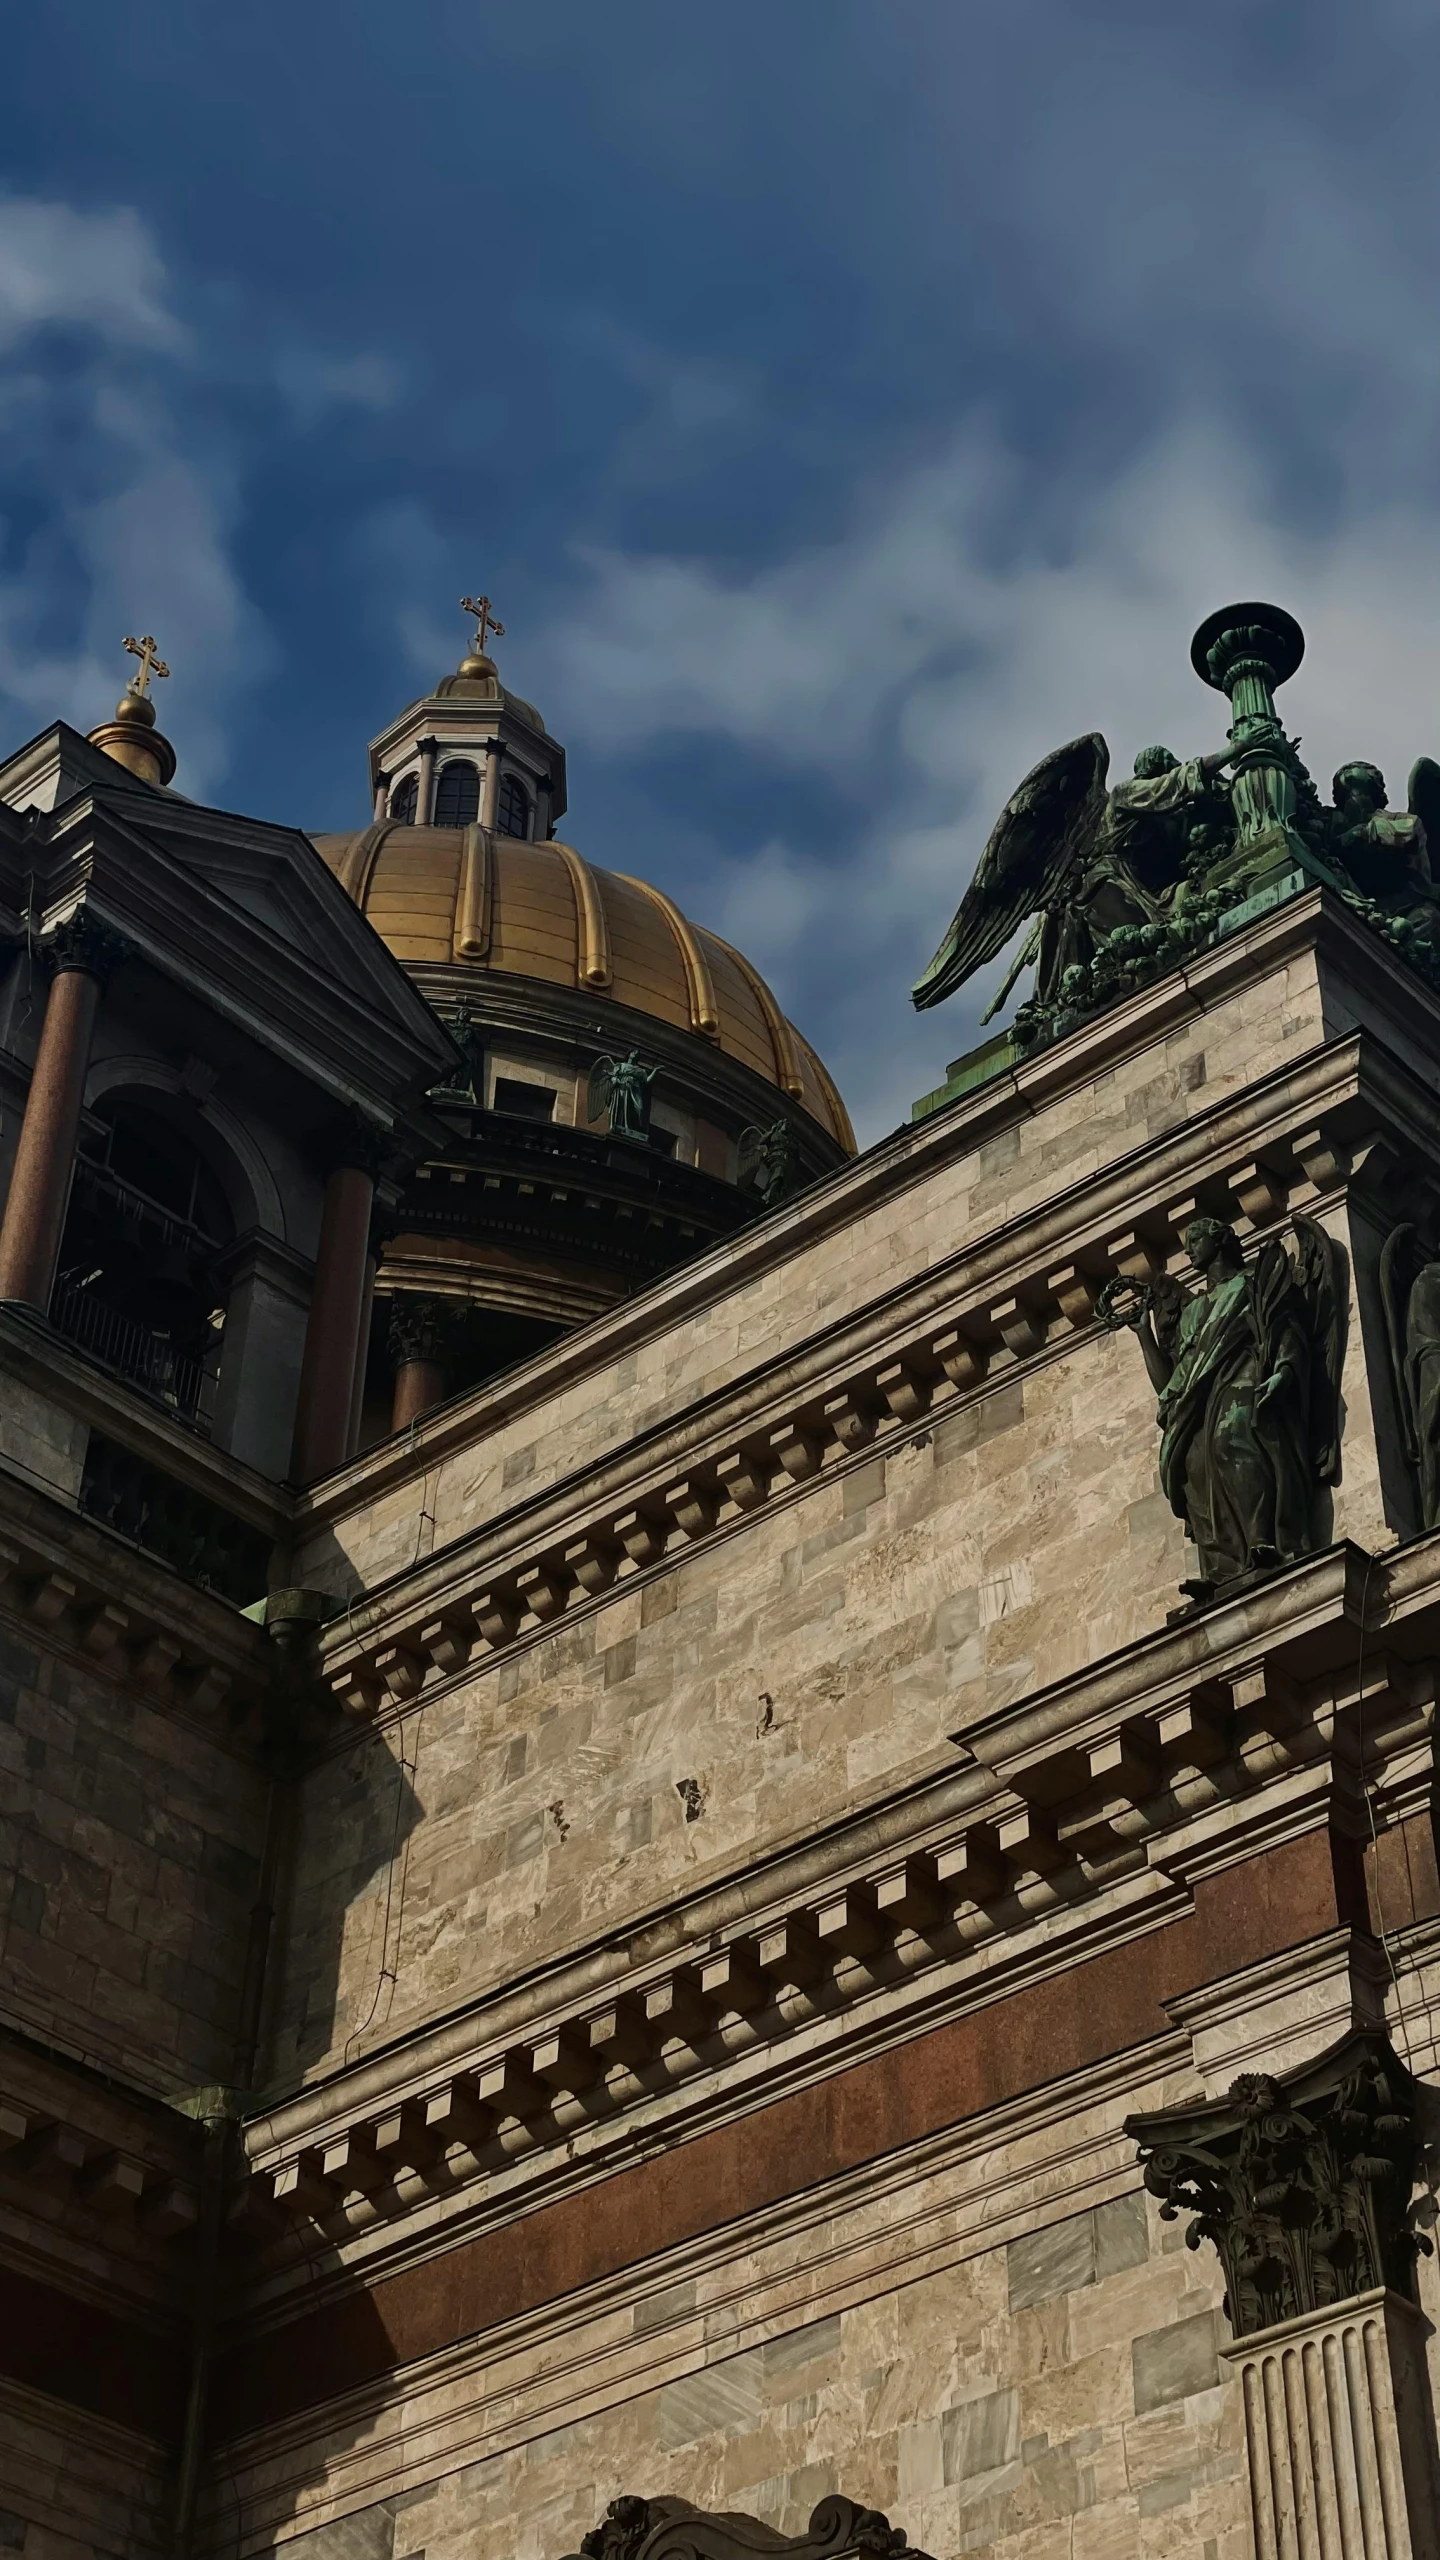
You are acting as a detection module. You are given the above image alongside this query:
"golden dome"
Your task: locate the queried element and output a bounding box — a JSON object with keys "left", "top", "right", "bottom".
{"left": 312, "top": 822, "right": 855, "bottom": 1151}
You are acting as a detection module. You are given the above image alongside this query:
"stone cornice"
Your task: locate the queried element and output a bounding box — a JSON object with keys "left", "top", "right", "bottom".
{"left": 0, "top": 2023, "right": 203, "bottom": 2287}
{"left": 312, "top": 1025, "right": 1429, "bottom": 1708}
{"left": 296, "top": 892, "right": 1440, "bottom": 1526}
{"left": 238, "top": 1532, "right": 1440, "bottom": 2291}
{"left": 0, "top": 1462, "right": 279, "bottom": 1742}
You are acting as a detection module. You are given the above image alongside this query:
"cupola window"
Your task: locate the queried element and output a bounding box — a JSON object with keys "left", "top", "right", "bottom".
{"left": 435, "top": 759, "right": 481, "bottom": 827}
{"left": 497, "top": 774, "right": 531, "bottom": 840}
{"left": 388, "top": 773, "right": 418, "bottom": 823}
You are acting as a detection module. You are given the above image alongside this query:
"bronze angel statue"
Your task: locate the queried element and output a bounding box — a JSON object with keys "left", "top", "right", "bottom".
{"left": 912, "top": 733, "right": 1236, "bottom": 1017}
{"left": 588, "top": 1050, "right": 657, "bottom": 1141}
{"left": 1101, "top": 1215, "right": 1343, "bottom": 1599}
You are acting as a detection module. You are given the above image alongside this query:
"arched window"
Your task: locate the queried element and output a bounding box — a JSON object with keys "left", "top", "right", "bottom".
{"left": 434, "top": 759, "right": 480, "bottom": 827}
{"left": 497, "top": 773, "right": 531, "bottom": 840}
{"left": 388, "top": 773, "right": 418, "bottom": 823}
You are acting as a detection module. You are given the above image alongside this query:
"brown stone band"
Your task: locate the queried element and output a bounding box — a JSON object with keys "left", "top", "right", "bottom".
{"left": 2, "top": 1820, "right": 1425, "bottom": 2450}
{"left": 0, "top": 2261, "right": 187, "bottom": 2438}
{"left": 210, "top": 1825, "right": 1369, "bottom": 2441}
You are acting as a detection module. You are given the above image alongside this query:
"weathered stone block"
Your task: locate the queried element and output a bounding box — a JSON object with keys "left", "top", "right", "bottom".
{"left": 1132, "top": 2309, "right": 1222, "bottom": 2413}
{"left": 943, "top": 2385, "right": 1021, "bottom": 2486}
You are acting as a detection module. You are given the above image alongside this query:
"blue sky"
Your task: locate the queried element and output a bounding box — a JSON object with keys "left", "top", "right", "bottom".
{"left": 4, "top": 0, "right": 1440, "bottom": 1136}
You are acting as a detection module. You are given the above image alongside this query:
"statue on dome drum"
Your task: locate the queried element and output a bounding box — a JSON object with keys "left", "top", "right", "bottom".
{"left": 588, "top": 1049, "right": 658, "bottom": 1141}
{"left": 1099, "top": 1215, "right": 1343, "bottom": 1603}
{"left": 912, "top": 601, "right": 1440, "bottom": 1054}
{"left": 738, "top": 1115, "right": 799, "bottom": 1209}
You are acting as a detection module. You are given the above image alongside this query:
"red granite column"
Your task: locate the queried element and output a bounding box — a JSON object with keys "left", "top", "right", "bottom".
{"left": 345, "top": 1247, "right": 379, "bottom": 1458}
{"left": 0, "top": 914, "right": 124, "bottom": 1310}
{"left": 389, "top": 1295, "right": 451, "bottom": 1433}
{"left": 290, "top": 1144, "right": 381, "bottom": 1481}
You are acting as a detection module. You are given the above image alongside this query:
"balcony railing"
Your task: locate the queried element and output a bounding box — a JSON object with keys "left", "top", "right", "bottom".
{"left": 49, "top": 1277, "right": 217, "bottom": 1429}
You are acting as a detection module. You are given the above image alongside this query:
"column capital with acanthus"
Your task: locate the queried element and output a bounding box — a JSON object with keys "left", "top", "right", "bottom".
{"left": 42, "top": 909, "right": 130, "bottom": 987}
{"left": 1125, "top": 2026, "right": 1428, "bottom": 2340}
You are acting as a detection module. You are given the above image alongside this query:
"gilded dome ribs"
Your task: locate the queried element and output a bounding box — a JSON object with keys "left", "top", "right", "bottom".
{"left": 452, "top": 823, "right": 492, "bottom": 960}
{"left": 552, "top": 840, "right": 613, "bottom": 989}
{"left": 711, "top": 930, "right": 805, "bottom": 1099}
{"left": 616, "top": 873, "right": 721, "bottom": 1039}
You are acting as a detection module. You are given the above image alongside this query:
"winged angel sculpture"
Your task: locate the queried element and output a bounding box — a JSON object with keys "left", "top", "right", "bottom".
{"left": 587, "top": 1050, "right": 657, "bottom": 1141}
{"left": 912, "top": 734, "right": 1236, "bottom": 1021}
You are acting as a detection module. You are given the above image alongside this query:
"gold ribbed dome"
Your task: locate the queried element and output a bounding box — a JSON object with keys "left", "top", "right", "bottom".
{"left": 312, "top": 823, "right": 855, "bottom": 1151}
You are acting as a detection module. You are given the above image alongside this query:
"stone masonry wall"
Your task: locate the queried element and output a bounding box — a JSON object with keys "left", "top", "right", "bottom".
{"left": 224, "top": 2101, "right": 1256, "bottom": 2560}
{"left": 399, "top": 2198, "right": 1241, "bottom": 2560}
{"left": 0, "top": 1616, "right": 270, "bottom": 2093}
{"left": 272, "top": 1321, "right": 1191, "bottom": 2079}
{"left": 273, "top": 983, "right": 1417, "bottom": 2079}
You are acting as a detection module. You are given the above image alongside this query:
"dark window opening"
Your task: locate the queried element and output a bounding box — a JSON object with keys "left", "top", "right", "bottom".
{"left": 79, "top": 1435, "right": 272, "bottom": 1604}
{"left": 53, "top": 1097, "right": 236, "bottom": 1427}
{"left": 492, "top": 1077, "right": 556, "bottom": 1122}
{"left": 496, "top": 774, "right": 531, "bottom": 839}
{"left": 648, "top": 1124, "right": 678, "bottom": 1158}
{"left": 435, "top": 759, "right": 480, "bottom": 827}
{"left": 388, "top": 772, "right": 418, "bottom": 823}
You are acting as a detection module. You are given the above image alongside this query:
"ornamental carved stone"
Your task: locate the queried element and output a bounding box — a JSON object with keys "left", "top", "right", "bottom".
{"left": 387, "top": 1292, "right": 454, "bottom": 1368}
{"left": 565, "top": 2498, "right": 929, "bottom": 2560}
{"left": 1125, "top": 2028, "right": 1430, "bottom": 2340}
{"left": 43, "top": 909, "right": 130, "bottom": 985}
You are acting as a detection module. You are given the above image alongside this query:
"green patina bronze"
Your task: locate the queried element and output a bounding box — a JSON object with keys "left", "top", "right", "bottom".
{"left": 1098, "top": 1214, "right": 1343, "bottom": 1604}
{"left": 912, "top": 601, "right": 1440, "bottom": 1060}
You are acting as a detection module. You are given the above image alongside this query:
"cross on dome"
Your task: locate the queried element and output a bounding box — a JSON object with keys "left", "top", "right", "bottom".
{"left": 122, "top": 634, "right": 170, "bottom": 698}
{"left": 460, "top": 594, "right": 505, "bottom": 653}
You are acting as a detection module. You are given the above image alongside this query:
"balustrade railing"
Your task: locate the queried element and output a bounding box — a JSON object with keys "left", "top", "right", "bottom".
{"left": 50, "top": 1276, "right": 217, "bottom": 1428}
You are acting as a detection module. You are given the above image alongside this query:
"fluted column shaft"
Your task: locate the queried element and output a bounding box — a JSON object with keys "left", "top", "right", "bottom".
{"left": 1225, "top": 2291, "right": 1439, "bottom": 2560}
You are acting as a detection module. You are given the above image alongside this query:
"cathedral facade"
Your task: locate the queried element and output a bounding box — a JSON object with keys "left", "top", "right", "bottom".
{"left": 0, "top": 605, "right": 1438, "bottom": 2560}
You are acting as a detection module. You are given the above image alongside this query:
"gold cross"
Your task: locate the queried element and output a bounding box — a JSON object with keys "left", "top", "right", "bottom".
{"left": 460, "top": 594, "right": 505, "bottom": 652}
{"left": 123, "top": 634, "right": 170, "bottom": 698}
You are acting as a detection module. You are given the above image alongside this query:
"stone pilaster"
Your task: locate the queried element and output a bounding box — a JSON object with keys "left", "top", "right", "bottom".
{"left": 1224, "top": 2289, "right": 1438, "bottom": 2560}
{"left": 1127, "top": 2030, "right": 1439, "bottom": 2560}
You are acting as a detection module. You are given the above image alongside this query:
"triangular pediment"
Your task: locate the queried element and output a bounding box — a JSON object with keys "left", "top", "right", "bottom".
{"left": 0, "top": 722, "right": 456, "bottom": 1098}
{"left": 106, "top": 788, "right": 452, "bottom": 1058}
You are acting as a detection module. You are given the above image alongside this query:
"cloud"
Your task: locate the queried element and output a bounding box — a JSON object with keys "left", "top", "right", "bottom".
{"left": 536, "top": 412, "right": 1440, "bottom": 1143}
{"left": 274, "top": 347, "right": 404, "bottom": 427}
{"left": 0, "top": 197, "right": 181, "bottom": 353}
{"left": 0, "top": 197, "right": 270, "bottom": 796}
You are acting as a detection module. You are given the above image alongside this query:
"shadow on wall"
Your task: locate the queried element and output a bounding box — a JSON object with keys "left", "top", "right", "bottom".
{"left": 258, "top": 1712, "right": 425, "bottom": 2091}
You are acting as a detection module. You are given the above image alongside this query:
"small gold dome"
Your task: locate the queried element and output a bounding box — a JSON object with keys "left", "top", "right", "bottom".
{"left": 312, "top": 824, "right": 855, "bottom": 1152}
{"left": 88, "top": 684, "right": 177, "bottom": 787}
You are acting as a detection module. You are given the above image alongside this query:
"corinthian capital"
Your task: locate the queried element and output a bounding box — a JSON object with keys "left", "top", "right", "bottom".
{"left": 42, "top": 909, "right": 129, "bottom": 986}
{"left": 1125, "top": 2028, "right": 1429, "bottom": 2339}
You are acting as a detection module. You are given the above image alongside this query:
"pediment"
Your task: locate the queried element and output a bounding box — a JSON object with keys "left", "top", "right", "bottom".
{"left": 90, "top": 788, "right": 453, "bottom": 1064}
